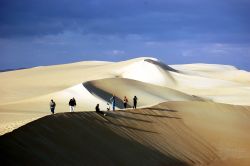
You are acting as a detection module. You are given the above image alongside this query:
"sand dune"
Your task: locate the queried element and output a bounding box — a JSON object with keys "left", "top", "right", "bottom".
{"left": 0, "top": 57, "right": 250, "bottom": 165}
{"left": 171, "top": 63, "right": 250, "bottom": 84}
{"left": 1, "top": 57, "right": 250, "bottom": 134}
{"left": 83, "top": 78, "right": 203, "bottom": 108}
{"left": 1, "top": 101, "right": 250, "bottom": 165}
{"left": 1, "top": 57, "right": 249, "bottom": 106}
{"left": 0, "top": 57, "right": 199, "bottom": 134}
{"left": 0, "top": 77, "right": 199, "bottom": 112}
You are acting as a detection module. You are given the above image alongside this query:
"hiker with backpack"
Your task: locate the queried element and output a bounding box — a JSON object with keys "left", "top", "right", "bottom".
{"left": 69, "top": 97, "right": 76, "bottom": 112}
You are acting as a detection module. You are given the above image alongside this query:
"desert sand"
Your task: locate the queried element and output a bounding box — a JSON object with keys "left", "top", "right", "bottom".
{"left": 0, "top": 57, "right": 250, "bottom": 165}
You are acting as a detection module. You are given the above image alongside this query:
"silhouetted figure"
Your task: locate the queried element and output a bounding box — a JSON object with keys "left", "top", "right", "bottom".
{"left": 123, "top": 96, "right": 128, "bottom": 109}
{"left": 133, "top": 96, "right": 138, "bottom": 109}
{"left": 69, "top": 97, "right": 76, "bottom": 112}
{"left": 96, "top": 104, "right": 106, "bottom": 116}
{"left": 110, "top": 95, "right": 116, "bottom": 111}
{"left": 50, "top": 99, "right": 56, "bottom": 114}
{"left": 95, "top": 104, "right": 101, "bottom": 113}
{"left": 107, "top": 103, "right": 110, "bottom": 111}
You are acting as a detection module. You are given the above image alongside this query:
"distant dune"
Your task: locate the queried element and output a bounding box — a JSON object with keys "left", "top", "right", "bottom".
{"left": 0, "top": 57, "right": 250, "bottom": 165}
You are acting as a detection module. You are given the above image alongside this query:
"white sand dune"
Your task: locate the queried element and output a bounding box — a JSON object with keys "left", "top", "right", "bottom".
{"left": 1, "top": 57, "right": 249, "bottom": 105}
{"left": 171, "top": 63, "right": 250, "bottom": 84}
{"left": 0, "top": 77, "right": 200, "bottom": 113}
{"left": 0, "top": 57, "right": 250, "bottom": 165}
{"left": 1, "top": 57, "right": 250, "bottom": 134}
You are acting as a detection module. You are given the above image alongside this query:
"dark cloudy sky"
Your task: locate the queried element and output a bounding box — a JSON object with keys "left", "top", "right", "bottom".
{"left": 1, "top": 0, "right": 250, "bottom": 70}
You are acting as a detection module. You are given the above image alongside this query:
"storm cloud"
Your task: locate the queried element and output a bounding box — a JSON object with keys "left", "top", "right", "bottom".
{"left": 0, "top": 0, "right": 250, "bottom": 70}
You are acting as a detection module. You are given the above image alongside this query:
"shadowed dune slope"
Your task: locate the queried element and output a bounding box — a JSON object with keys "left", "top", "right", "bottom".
{"left": 83, "top": 78, "right": 204, "bottom": 108}
{"left": 144, "top": 59, "right": 179, "bottom": 73}
{"left": 3, "top": 101, "right": 246, "bottom": 165}
{"left": 3, "top": 100, "right": 250, "bottom": 165}
{"left": 1, "top": 101, "right": 250, "bottom": 165}
{"left": 0, "top": 111, "right": 188, "bottom": 166}
{"left": 0, "top": 113, "right": 205, "bottom": 165}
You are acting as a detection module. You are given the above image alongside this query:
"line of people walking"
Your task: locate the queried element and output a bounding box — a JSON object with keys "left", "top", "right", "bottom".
{"left": 96, "top": 95, "right": 138, "bottom": 115}
{"left": 50, "top": 95, "right": 138, "bottom": 114}
{"left": 108, "top": 95, "right": 138, "bottom": 111}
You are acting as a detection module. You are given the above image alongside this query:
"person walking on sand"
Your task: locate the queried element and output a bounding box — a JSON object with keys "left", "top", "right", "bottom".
{"left": 50, "top": 99, "right": 56, "bottom": 114}
{"left": 110, "top": 95, "right": 116, "bottom": 111}
{"left": 133, "top": 96, "right": 138, "bottom": 109}
{"left": 69, "top": 97, "right": 76, "bottom": 112}
{"left": 123, "top": 96, "right": 128, "bottom": 109}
